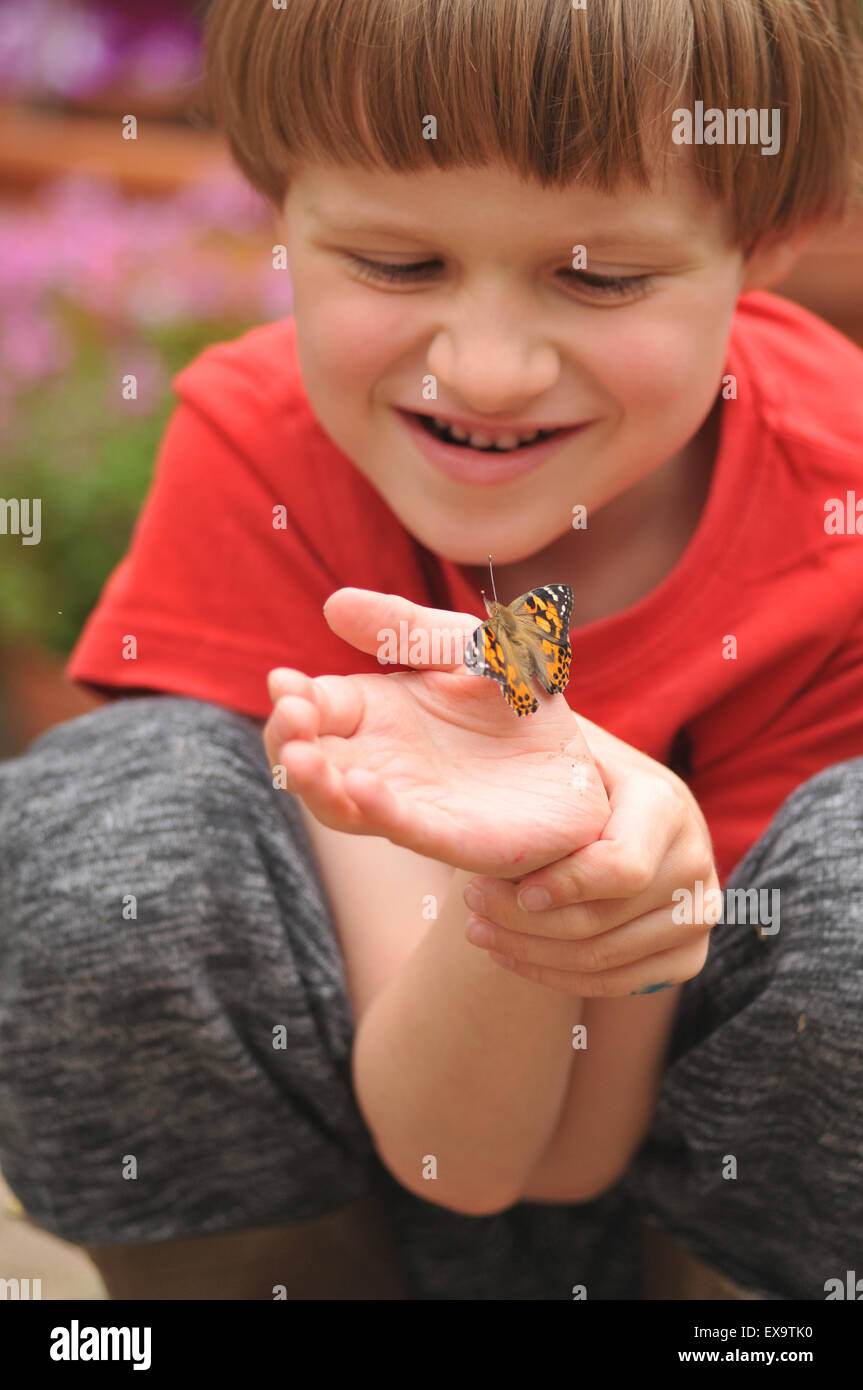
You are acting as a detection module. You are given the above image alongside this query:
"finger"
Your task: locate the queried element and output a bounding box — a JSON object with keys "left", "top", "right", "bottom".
{"left": 269, "top": 738, "right": 369, "bottom": 830}
{"left": 465, "top": 876, "right": 630, "bottom": 939}
{"left": 466, "top": 903, "right": 709, "bottom": 972}
{"left": 301, "top": 674, "right": 370, "bottom": 738}
{"left": 488, "top": 934, "right": 709, "bottom": 997}
{"left": 268, "top": 666, "right": 369, "bottom": 742}
{"left": 268, "top": 694, "right": 320, "bottom": 746}
{"left": 272, "top": 739, "right": 354, "bottom": 819}
{"left": 323, "top": 587, "right": 481, "bottom": 670}
{"left": 340, "top": 766, "right": 412, "bottom": 834}
{"left": 267, "top": 667, "right": 316, "bottom": 703}
{"left": 510, "top": 770, "right": 685, "bottom": 907}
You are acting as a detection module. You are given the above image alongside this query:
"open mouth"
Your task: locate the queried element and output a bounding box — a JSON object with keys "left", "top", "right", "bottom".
{"left": 414, "top": 412, "right": 562, "bottom": 454}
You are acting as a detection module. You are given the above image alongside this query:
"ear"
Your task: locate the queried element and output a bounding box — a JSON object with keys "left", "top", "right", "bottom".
{"left": 741, "top": 225, "right": 818, "bottom": 292}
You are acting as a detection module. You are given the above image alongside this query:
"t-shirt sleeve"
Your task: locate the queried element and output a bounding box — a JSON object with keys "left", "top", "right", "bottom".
{"left": 65, "top": 358, "right": 386, "bottom": 719}
{"left": 688, "top": 613, "right": 863, "bottom": 885}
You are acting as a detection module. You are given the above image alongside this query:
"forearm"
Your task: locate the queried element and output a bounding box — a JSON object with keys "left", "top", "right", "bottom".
{"left": 517, "top": 986, "right": 683, "bottom": 1203}
{"left": 351, "top": 867, "right": 582, "bottom": 1215}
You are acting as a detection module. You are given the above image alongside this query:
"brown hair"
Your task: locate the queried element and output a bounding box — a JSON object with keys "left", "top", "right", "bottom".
{"left": 198, "top": 0, "right": 863, "bottom": 253}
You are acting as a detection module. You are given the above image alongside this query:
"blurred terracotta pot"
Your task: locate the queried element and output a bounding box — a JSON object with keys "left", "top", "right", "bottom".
{"left": 0, "top": 642, "right": 100, "bottom": 757}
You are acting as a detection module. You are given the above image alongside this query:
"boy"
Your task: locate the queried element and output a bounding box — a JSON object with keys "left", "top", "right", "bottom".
{"left": 1, "top": 0, "right": 862, "bottom": 1300}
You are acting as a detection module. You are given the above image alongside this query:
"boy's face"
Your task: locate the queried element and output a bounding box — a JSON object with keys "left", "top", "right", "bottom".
{"left": 280, "top": 158, "right": 767, "bottom": 568}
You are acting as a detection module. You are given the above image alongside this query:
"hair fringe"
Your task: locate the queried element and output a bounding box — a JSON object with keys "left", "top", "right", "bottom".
{"left": 195, "top": 0, "right": 863, "bottom": 253}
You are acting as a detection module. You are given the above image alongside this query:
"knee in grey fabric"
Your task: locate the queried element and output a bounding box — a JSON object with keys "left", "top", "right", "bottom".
{"left": 0, "top": 696, "right": 380, "bottom": 1246}
{"left": 627, "top": 757, "right": 863, "bottom": 1299}
{"left": 5, "top": 694, "right": 856, "bottom": 1298}
{"left": 0, "top": 693, "right": 641, "bottom": 1298}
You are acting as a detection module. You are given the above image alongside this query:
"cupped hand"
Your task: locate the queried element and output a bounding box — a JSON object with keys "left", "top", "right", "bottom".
{"left": 264, "top": 587, "right": 610, "bottom": 876}
{"left": 460, "top": 715, "right": 721, "bottom": 995}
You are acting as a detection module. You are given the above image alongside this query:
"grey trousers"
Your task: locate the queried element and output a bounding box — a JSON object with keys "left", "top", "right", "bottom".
{"left": 0, "top": 696, "right": 860, "bottom": 1299}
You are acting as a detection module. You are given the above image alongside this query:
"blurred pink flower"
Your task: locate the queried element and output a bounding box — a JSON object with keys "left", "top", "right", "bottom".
{"left": 0, "top": 304, "right": 71, "bottom": 381}
{"left": 257, "top": 259, "right": 295, "bottom": 319}
{"left": 0, "top": 170, "right": 293, "bottom": 408}
{"left": 172, "top": 178, "right": 272, "bottom": 236}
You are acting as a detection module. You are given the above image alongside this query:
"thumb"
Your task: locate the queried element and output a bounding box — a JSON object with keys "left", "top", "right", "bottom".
{"left": 323, "top": 587, "right": 481, "bottom": 669}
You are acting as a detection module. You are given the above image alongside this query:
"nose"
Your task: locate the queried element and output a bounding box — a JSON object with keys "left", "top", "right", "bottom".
{"left": 426, "top": 301, "right": 560, "bottom": 416}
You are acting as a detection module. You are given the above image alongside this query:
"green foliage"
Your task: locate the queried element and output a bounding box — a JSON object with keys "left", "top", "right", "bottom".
{"left": 0, "top": 316, "right": 255, "bottom": 656}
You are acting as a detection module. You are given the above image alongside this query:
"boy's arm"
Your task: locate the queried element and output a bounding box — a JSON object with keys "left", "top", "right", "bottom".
{"left": 294, "top": 796, "right": 680, "bottom": 1216}
{"left": 516, "top": 985, "right": 681, "bottom": 1202}
{"left": 296, "top": 799, "right": 576, "bottom": 1214}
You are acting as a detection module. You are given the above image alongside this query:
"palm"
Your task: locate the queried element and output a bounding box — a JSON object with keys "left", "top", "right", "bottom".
{"left": 269, "top": 658, "right": 610, "bottom": 876}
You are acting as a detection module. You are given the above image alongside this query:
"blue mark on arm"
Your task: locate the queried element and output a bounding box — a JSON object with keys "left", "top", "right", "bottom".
{"left": 629, "top": 981, "right": 673, "bottom": 995}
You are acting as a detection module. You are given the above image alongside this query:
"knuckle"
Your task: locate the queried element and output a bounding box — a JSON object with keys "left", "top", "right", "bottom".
{"left": 572, "top": 936, "right": 614, "bottom": 973}
{"left": 702, "top": 899, "right": 723, "bottom": 928}
{"left": 615, "top": 851, "right": 654, "bottom": 897}
{"left": 680, "top": 827, "right": 715, "bottom": 881}
{"left": 694, "top": 936, "right": 711, "bottom": 970}
{"left": 546, "top": 972, "right": 585, "bottom": 998}
{"left": 575, "top": 939, "right": 608, "bottom": 973}
{"left": 682, "top": 854, "right": 720, "bottom": 913}
{"left": 657, "top": 770, "right": 684, "bottom": 804}
{"left": 508, "top": 958, "right": 536, "bottom": 981}
{"left": 576, "top": 970, "right": 614, "bottom": 997}
{"left": 532, "top": 870, "right": 570, "bottom": 909}
{"left": 572, "top": 897, "right": 603, "bottom": 937}
{"left": 676, "top": 938, "right": 711, "bottom": 981}
{"left": 661, "top": 768, "right": 691, "bottom": 814}
{"left": 563, "top": 863, "right": 588, "bottom": 901}
{"left": 698, "top": 852, "right": 718, "bottom": 885}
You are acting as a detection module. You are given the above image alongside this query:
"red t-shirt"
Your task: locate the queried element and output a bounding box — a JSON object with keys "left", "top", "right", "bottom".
{"left": 67, "top": 291, "right": 863, "bottom": 885}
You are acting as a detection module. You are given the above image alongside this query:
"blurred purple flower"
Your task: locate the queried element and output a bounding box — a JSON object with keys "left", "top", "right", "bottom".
{"left": 0, "top": 0, "right": 116, "bottom": 100}
{"left": 0, "top": 0, "right": 202, "bottom": 101}
{"left": 126, "top": 24, "right": 201, "bottom": 95}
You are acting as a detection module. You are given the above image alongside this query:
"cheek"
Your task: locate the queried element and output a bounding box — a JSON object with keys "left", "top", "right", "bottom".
{"left": 588, "top": 309, "right": 732, "bottom": 417}
{"left": 293, "top": 269, "right": 414, "bottom": 390}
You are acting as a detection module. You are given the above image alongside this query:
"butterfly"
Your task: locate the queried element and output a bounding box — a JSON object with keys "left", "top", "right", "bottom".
{"left": 464, "top": 556, "right": 573, "bottom": 716}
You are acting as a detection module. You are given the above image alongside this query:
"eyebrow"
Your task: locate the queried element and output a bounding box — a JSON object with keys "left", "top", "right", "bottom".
{"left": 307, "top": 209, "right": 441, "bottom": 241}
{"left": 580, "top": 229, "right": 693, "bottom": 253}
{"left": 306, "top": 207, "right": 695, "bottom": 256}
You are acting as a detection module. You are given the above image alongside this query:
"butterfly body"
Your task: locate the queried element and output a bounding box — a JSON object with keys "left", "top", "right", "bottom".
{"left": 464, "top": 583, "right": 573, "bottom": 716}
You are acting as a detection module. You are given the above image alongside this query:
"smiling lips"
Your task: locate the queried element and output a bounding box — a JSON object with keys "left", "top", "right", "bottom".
{"left": 397, "top": 406, "right": 590, "bottom": 485}
{"left": 419, "top": 413, "right": 562, "bottom": 453}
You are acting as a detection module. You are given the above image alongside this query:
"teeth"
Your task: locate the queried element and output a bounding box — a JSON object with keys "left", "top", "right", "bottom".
{"left": 428, "top": 415, "right": 554, "bottom": 450}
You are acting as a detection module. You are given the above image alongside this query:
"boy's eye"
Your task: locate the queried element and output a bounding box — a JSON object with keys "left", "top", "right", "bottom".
{"left": 345, "top": 255, "right": 441, "bottom": 284}
{"left": 345, "top": 255, "right": 652, "bottom": 301}
{"left": 563, "top": 269, "right": 652, "bottom": 301}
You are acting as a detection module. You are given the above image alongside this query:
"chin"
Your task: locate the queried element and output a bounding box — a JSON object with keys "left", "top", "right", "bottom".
{"left": 407, "top": 523, "right": 545, "bottom": 569}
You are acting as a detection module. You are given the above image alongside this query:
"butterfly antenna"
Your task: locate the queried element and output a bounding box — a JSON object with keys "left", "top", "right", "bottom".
{"left": 488, "top": 553, "right": 498, "bottom": 605}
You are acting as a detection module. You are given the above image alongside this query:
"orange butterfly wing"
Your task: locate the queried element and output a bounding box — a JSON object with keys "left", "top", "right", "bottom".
{"left": 464, "top": 584, "right": 573, "bottom": 716}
